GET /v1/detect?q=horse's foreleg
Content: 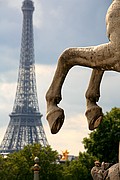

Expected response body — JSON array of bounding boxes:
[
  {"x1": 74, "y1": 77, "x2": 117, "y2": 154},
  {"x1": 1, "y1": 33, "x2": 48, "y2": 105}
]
[
  {"x1": 46, "y1": 54, "x2": 73, "y2": 134},
  {"x1": 85, "y1": 69, "x2": 104, "y2": 130}
]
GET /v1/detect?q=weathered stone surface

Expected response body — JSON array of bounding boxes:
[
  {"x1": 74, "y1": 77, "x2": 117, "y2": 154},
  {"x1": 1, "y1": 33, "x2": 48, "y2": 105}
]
[
  {"x1": 91, "y1": 163, "x2": 120, "y2": 180},
  {"x1": 46, "y1": 0, "x2": 120, "y2": 134},
  {"x1": 106, "y1": 163, "x2": 120, "y2": 180}
]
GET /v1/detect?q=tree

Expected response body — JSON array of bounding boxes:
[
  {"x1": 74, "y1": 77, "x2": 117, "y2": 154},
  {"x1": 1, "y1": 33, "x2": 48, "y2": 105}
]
[
  {"x1": 60, "y1": 152, "x2": 96, "y2": 180},
  {"x1": 83, "y1": 107, "x2": 120, "y2": 163},
  {"x1": 0, "y1": 144, "x2": 61, "y2": 180},
  {"x1": 20, "y1": 144, "x2": 62, "y2": 180},
  {"x1": 0, "y1": 108, "x2": 119, "y2": 179}
]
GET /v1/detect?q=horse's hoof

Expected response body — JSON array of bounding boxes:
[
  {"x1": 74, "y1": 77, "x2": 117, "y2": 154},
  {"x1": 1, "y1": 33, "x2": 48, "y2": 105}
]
[
  {"x1": 85, "y1": 105, "x2": 103, "y2": 130},
  {"x1": 46, "y1": 107, "x2": 65, "y2": 134}
]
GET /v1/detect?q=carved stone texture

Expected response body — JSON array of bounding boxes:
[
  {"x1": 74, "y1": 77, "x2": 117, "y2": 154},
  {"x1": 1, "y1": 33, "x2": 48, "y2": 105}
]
[
  {"x1": 106, "y1": 163, "x2": 119, "y2": 180},
  {"x1": 46, "y1": 0, "x2": 120, "y2": 134}
]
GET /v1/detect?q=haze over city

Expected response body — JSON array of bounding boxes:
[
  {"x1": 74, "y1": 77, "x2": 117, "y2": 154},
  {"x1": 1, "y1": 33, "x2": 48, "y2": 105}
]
[{"x1": 0, "y1": 0, "x2": 119, "y2": 155}]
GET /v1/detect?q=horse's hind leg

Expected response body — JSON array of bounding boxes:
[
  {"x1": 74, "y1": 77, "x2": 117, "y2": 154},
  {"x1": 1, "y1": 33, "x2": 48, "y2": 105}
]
[{"x1": 85, "y1": 69, "x2": 104, "y2": 130}]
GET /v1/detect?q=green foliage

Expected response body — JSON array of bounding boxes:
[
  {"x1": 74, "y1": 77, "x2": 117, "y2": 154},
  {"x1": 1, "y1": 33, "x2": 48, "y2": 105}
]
[
  {"x1": 83, "y1": 107, "x2": 120, "y2": 163},
  {"x1": 0, "y1": 108, "x2": 119, "y2": 179},
  {"x1": 0, "y1": 145, "x2": 96, "y2": 180},
  {"x1": 60, "y1": 152, "x2": 96, "y2": 180},
  {"x1": 21, "y1": 143, "x2": 60, "y2": 179},
  {"x1": 0, "y1": 152, "x2": 31, "y2": 180},
  {"x1": 62, "y1": 160, "x2": 88, "y2": 180},
  {"x1": 0, "y1": 144, "x2": 61, "y2": 180}
]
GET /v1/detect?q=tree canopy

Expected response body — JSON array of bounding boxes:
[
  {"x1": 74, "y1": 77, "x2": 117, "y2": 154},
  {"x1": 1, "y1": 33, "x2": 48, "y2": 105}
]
[
  {"x1": 83, "y1": 107, "x2": 120, "y2": 163},
  {"x1": 0, "y1": 144, "x2": 61, "y2": 180},
  {"x1": 0, "y1": 108, "x2": 119, "y2": 179}
]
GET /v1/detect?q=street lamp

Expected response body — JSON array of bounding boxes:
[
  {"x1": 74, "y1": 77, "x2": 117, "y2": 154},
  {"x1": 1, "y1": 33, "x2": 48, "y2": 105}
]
[{"x1": 33, "y1": 157, "x2": 40, "y2": 180}]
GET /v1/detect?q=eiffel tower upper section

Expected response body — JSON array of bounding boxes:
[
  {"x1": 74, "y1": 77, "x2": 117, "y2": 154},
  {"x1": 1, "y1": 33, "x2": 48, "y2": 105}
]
[{"x1": 13, "y1": 0, "x2": 39, "y2": 115}]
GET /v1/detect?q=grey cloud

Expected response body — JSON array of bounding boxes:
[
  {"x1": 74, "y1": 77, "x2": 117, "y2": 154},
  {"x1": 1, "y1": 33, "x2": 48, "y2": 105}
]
[
  {"x1": 34, "y1": 0, "x2": 111, "y2": 65},
  {"x1": 0, "y1": 0, "x2": 112, "y2": 68}
]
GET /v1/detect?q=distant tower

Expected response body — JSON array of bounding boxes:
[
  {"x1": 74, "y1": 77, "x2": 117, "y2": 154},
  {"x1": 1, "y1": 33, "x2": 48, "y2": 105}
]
[{"x1": 0, "y1": 0, "x2": 48, "y2": 153}]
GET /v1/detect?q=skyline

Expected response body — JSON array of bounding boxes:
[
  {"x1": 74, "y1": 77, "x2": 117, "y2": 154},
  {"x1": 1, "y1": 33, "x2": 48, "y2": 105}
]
[{"x1": 0, "y1": 0, "x2": 119, "y2": 155}]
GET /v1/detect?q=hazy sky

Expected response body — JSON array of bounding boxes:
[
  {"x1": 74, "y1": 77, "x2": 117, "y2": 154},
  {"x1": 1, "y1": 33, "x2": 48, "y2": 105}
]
[{"x1": 0, "y1": 0, "x2": 119, "y2": 155}]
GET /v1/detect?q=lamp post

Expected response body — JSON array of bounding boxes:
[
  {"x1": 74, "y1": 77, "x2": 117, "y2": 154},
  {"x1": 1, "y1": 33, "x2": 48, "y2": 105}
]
[{"x1": 33, "y1": 157, "x2": 40, "y2": 180}]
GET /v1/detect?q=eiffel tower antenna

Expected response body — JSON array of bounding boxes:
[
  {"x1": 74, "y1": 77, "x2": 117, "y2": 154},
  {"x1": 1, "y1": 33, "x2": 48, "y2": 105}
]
[{"x1": 0, "y1": 0, "x2": 48, "y2": 153}]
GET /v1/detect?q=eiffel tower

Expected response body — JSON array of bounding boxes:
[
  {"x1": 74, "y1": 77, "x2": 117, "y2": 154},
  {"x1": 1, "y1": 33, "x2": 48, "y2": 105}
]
[{"x1": 0, "y1": 0, "x2": 48, "y2": 153}]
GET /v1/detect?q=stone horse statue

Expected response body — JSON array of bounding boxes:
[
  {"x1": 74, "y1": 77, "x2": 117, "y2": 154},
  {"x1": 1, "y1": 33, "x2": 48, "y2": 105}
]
[
  {"x1": 46, "y1": 0, "x2": 120, "y2": 134},
  {"x1": 91, "y1": 161, "x2": 119, "y2": 180},
  {"x1": 106, "y1": 163, "x2": 119, "y2": 180},
  {"x1": 46, "y1": 1, "x2": 120, "y2": 178}
]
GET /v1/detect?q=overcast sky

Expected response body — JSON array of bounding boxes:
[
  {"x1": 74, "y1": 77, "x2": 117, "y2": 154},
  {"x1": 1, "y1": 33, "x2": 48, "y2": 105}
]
[{"x1": 0, "y1": 0, "x2": 119, "y2": 156}]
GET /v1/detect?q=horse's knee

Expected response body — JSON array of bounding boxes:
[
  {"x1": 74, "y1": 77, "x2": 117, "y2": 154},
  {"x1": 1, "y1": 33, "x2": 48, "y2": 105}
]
[
  {"x1": 46, "y1": 90, "x2": 62, "y2": 104},
  {"x1": 85, "y1": 89, "x2": 100, "y2": 102}
]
